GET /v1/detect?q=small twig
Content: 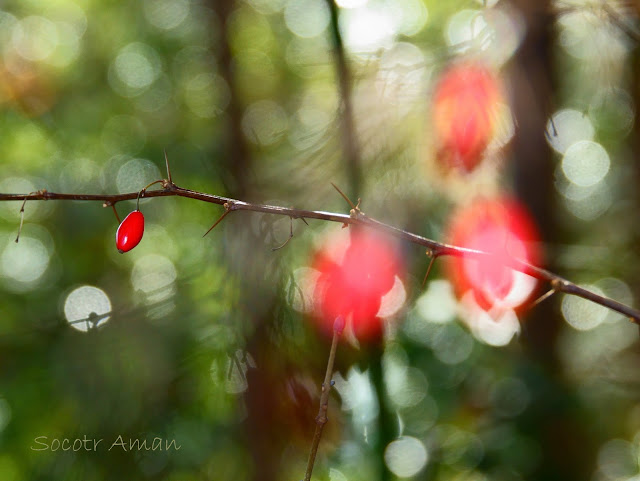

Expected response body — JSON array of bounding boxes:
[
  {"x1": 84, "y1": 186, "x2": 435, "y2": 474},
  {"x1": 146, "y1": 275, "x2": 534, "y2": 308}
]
[
  {"x1": 549, "y1": 114, "x2": 558, "y2": 137},
  {"x1": 15, "y1": 197, "x2": 28, "y2": 243},
  {"x1": 303, "y1": 316, "x2": 344, "y2": 481},
  {"x1": 227, "y1": 350, "x2": 248, "y2": 385},
  {"x1": 68, "y1": 311, "x2": 112, "y2": 330},
  {"x1": 15, "y1": 190, "x2": 47, "y2": 243},
  {"x1": 110, "y1": 203, "x2": 121, "y2": 223},
  {"x1": 272, "y1": 216, "x2": 294, "y2": 251}
]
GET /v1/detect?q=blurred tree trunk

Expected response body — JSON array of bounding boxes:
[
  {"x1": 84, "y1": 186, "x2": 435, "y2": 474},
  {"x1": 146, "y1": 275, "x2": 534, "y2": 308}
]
[
  {"x1": 211, "y1": 0, "x2": 251, "y2": 199},
  {"x1": 208, "y1": 2, "x2": 283, "y2": 481},
  {"x1": 508, "y1": 0, "x2": 558, "y2": 360},
  {"x1": 631, "y1": 16, "x2": 640, "y2": 322},
  {"x1": 507, "y1": 2, "x2": 594, "y2": 480},
  {"x1": 324, "y1": 0, "x2": 362, "y2": 201}
]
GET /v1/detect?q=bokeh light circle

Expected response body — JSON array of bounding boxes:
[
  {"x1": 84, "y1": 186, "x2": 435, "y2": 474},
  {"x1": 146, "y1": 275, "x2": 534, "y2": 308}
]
[
  {"x1": 59, "y1": 159, "x2": 102, "y2": 194},
  {"x1": 561, "y1": 140, "x2": 610, "y2": 187},
  {"x1": 242, "y1": 100, "x2": 288, "y2": 146},
  {"x1": 546, "y1": 109, "x2": 594, "y2": 154},
  {"x1": 1, "y1": 236, "x2": 51, "y2": 289},
  {"x1": 284, "y1": 0, "x2": 330, "y2": 38},
  {"x1": 64, "y1": 285, "x2": 112, "y2": 332},
  {"x1": 384, "y1": 436, "x2": 428, "y2": 477},
  {"x1": 109, "y1": 42, "x2": 162, "y2": 97},
  {"x1": 143, "y1": 0, "x2": 190, "y2": 30},
  {"x1": 131, "y1": 254, "x2": 177, "y2": 299},
  {"x1": 416, "y1": 280, "x2": 457, "y2": 324},
  {"x1": 561, "y1": 285, "x2": 609, "y2": 331},
  {"x1": 12, "y1": 16, "x2": 59, "y2": 62},
  {"x1": 340, "y1": 6, "x2": 396, "y2": 53},
  {"x1": 116, "y1": 158, "x2": 162, "y2": 195},
  {"x1": 445, "y1": 9, "x2": 485, "y2": 51}
]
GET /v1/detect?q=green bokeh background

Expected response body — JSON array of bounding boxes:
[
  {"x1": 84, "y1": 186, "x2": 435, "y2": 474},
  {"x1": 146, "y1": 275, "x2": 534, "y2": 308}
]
[{"x1": 1, "y1": 1, "x2": 640, "y2": 480}]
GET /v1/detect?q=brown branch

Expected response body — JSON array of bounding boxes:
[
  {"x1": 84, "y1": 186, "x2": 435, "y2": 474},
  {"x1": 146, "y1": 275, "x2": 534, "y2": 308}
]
[
  {"x1": 1, "y1": 182, "x2": 639, "y2": 322},
  {"x1": 304, "y1": 316, "x2": 343, "y2": 481}
]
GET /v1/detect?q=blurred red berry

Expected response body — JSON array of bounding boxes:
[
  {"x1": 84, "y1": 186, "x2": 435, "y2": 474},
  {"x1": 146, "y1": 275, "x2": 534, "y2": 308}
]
[
  {"x1": 312, "y1": 229, "x2": 403, "y2": 342},
  {"x1": 445, "y1": 197, "x2": 541, "y2": 311},
  {"x1": 432, "y1": 61, "x2": 502, "y2": 172}
]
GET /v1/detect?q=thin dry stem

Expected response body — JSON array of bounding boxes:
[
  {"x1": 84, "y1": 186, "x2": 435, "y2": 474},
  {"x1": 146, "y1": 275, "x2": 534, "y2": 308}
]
[
  {"x1": 111, "y1": 204, "x2": 121, "y2": 223},
  {"x1": 14, "y1": 197, "x2": 27, "y2": 243},
  {"x1": 271, "y1": 216, "x2": 294, "y2": 251},
  {"x1": 304, "y1": 317, "x2": 343, "y2": 481}
]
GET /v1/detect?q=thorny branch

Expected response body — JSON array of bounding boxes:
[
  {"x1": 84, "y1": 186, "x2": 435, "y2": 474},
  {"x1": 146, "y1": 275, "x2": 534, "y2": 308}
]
[{"x1": 2, "y1": 180, "x2": 640, "y2": 323}]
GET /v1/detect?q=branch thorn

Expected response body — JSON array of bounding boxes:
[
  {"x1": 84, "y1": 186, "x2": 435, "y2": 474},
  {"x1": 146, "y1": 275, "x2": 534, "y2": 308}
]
[
  {"x1": 203, "y1": 202, "x2": 233, "y2": 237},
  {"x1": 421, "y1": 249, "x2": 438, "y2": 288},
  {"x1": 530, "y1": 287, "x2": 556, "y2": 308},
  {"x1": 331, "y1": 182, "x2": 356, "y2": 209},
  {"x1": 164, "y1": 149, "x2": 173, "y2": 184},
  {"x1": 350, "y1": 198, "x2": 362, "y2": 218}
]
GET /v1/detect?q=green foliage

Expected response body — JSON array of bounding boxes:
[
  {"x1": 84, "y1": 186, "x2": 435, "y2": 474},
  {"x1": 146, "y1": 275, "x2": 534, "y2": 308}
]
[{"x1": 1, "y1": 1, "x2": 639, "y2": 481}]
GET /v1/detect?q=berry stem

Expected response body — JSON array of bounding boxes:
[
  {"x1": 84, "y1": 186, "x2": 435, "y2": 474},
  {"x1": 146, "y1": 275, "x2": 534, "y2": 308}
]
[{"x1": 136, "y1": 180, "x2": 165, "y2": 210}]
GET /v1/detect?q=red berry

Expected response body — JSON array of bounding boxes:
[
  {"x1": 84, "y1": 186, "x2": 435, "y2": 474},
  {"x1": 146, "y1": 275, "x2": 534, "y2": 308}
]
[
  {"x1": 445, "y1": 197, "x2": 541, "y2": 311},
  {"x1": 311, "y1": 229, "x2": 403, "y2": 342},
  {"x1": 432, "y1": 62, "x2": 502, "y2": 172},
  {"x1": 116, "y1": 210, "x2": 144, "y2": 253}
]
